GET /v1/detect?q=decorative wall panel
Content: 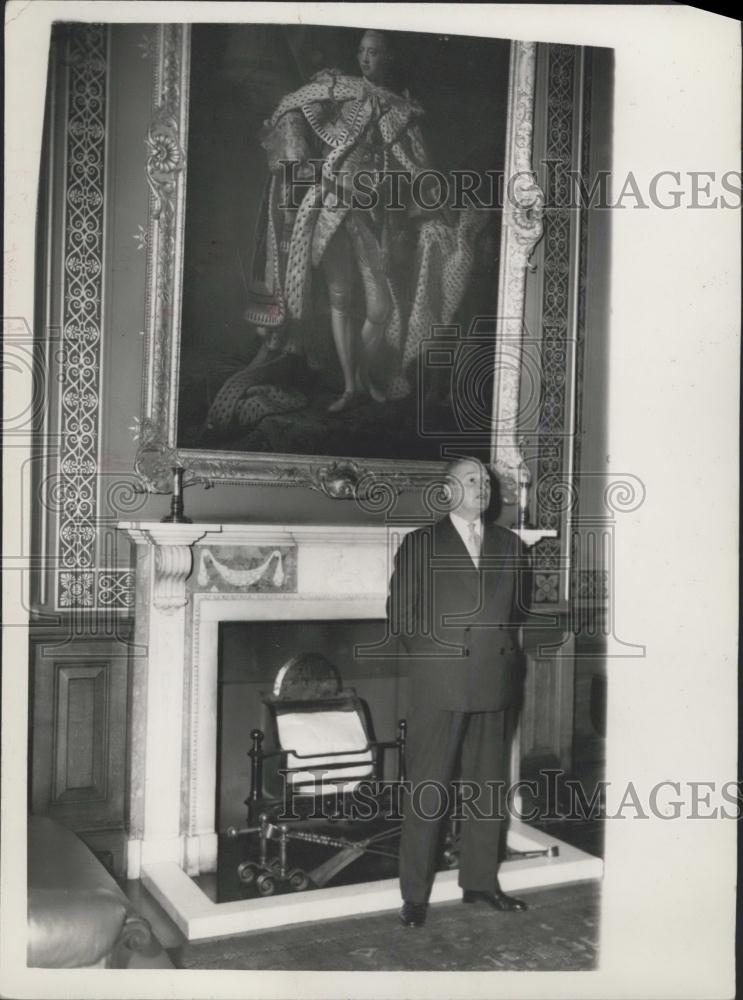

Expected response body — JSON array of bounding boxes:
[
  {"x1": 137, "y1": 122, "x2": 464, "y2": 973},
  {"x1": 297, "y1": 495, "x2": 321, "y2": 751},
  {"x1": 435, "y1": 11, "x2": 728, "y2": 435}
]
[
  {"x1": 569, "y1": 50, "x2": 611, "y2": 620},
  {"x1": 532, "y1": 44, "x2": 579, "y2": 606},
  {"x1": 570, "y1": 49, "x2": 593, "y2": 494},
  {"x1": 56, "y1": 24, "x2": 107, "y2": 607},
  {"x1": 53, "y1": 25, "x2": 137, "y2": 612},
  {"x1": 53, "y1": 663, "x2": 108, "y2": 803},
  {"x1": 31, "y1": 639, "x2": 129, "y2": 834},
  {"x1": 187, "y1": 546, "x2": 297, "y2": 596}
]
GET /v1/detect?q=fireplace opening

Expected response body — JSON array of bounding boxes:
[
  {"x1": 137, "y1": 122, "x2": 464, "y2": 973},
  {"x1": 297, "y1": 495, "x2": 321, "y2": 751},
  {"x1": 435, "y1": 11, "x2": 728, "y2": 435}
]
[{"x1": 209, "y1": 618, "x2": 416, "y2": 903}]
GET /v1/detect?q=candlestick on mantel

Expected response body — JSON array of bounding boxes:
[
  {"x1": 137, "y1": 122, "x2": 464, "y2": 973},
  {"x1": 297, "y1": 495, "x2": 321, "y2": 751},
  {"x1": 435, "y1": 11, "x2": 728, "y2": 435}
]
[
  {"x1": 515, "y1": 464, "x2": 532, "y2": 531},
  {"x1": 161, "y1": 466, "x2": 192, "y2": 524}
]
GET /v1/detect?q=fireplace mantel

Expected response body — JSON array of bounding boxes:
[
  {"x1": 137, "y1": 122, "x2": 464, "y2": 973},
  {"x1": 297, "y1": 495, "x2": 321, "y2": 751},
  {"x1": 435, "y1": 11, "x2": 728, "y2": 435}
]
[
  {"x1": 120, "y1": 521, "x2": 417, "y2": 548},
  {"x1": 119, "y1": 520, "x2": 419, "y2": 882},
  {"x1": 119, "y1": 521, "x2": 411, "y2": 615}
]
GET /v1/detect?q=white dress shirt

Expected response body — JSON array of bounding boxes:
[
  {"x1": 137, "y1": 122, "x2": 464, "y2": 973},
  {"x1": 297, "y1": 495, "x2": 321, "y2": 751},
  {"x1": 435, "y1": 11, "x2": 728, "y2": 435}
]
[{"x1": 449, "y1": 512, "x2": 482, "y2": 568}]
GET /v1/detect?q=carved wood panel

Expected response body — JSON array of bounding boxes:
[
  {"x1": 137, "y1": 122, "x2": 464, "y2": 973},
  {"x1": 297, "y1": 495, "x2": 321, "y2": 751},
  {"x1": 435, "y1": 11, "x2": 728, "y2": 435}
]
[
  {"x1": 52, "y1": 663, "x2": 108, "y2": 803},
  {"x1": 31, "y1": 637, "x2": 129, "y2": 839},
  {"x1": 520, "y1": 633, "x2": 576, "y2": 777}
]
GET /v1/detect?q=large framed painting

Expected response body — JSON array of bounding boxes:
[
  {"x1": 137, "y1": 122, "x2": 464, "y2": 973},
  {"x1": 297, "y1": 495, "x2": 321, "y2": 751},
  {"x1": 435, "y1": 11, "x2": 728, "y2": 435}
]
[{"x1": 136, "y1": 23, "x2": 543, "y2": 498}]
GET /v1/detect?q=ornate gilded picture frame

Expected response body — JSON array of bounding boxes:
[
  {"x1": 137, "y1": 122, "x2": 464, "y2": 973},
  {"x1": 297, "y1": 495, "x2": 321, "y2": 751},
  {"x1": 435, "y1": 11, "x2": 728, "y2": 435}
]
[{"x1": 136, "y1": 23, "x2": 543, "y2": 499}]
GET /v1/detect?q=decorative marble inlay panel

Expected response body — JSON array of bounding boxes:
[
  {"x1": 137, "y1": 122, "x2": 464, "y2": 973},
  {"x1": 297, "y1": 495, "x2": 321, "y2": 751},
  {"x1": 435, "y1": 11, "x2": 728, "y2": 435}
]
[
  {"x1": 574, "y1": 569, "x2": 609, "y2": 602},
  {"x1": 570, "y1": 51, "x2": 595, "y2": 609},
  {"x1": 570, "y1": 49, "x2": 593, "y2": 489},
  {"x1": 58, "y1": 569, "x2": 135, "y2": 610},
  {"x1": 534, "y1": 572, "x2": 560, "y2": 604},
  {"x1": 58, "y1": 571, "x2": 95, "y2": 608},
  {"x1": 97, "y1": 570, "x2": 137, "y2": 608},
  {"x1": 188, "y1": 546, "x2": 297, "y2": 595},
  {"x1": 55, "y1": 24, "x2": 108, "y2": 609},
  {"x1": 533, "y1": 44, "x2": 576, "y2": 604}
]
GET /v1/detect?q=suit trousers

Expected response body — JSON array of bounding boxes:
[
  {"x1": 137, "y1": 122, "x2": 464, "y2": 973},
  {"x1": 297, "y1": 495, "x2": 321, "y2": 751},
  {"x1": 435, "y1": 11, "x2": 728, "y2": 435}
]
[{"x1": 399, "y1": 704, "x2": 512, "y2": 904}]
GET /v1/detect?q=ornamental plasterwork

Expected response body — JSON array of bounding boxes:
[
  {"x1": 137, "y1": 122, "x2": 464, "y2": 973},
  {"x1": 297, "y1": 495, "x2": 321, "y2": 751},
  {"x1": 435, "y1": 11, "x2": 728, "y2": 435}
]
[
  {"x1": 532, "y1": 45, "x2": 578, "y2": 604},
  {"x1": 188, "y1": 546, "x2": 298, "y2": 595},
  {"x1": 57, "y1": 23, "x2": 106, "y2": 600},
  {"x1": 491, "y1": 39, "x2": 545, "y2": 502},
  {"x1": 569, "y1": 52, "x2": 596, "y2": 610},
  {"x1": 55, "y1": 24, "x2": 135, "y2": 611},
  {"x1": 142, "y1": 22, "x2": 189, "y2": 443}
]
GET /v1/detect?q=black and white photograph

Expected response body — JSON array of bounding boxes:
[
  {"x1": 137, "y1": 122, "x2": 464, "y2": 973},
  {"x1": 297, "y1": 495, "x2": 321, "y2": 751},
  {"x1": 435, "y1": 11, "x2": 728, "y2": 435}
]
[{"x1": 2, "y1": 3, "x2": 739, "y2": 999}]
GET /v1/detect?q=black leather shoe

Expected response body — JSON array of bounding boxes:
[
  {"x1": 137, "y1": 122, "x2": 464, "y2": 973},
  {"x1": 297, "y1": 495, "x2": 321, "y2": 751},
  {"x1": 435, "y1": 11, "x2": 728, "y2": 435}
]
[
  {"x1": 399, "y1": 901, "x2": 428, "y2": 927},
  {"x1": 462, "y1": 888, "x2": 527, "y2": 912}
]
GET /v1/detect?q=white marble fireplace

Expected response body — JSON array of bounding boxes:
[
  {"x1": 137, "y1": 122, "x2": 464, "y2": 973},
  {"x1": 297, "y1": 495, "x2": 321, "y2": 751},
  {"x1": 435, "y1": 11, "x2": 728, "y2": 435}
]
[{"x1": 119, "y1": 521, "x2": 601, "y2": 940}]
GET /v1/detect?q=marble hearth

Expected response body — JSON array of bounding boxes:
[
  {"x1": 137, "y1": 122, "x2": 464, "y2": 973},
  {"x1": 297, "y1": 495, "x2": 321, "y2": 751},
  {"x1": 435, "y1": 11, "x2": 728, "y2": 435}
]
[{"x1": 118, "y1": 521, "x2": 601, "y2": 940}]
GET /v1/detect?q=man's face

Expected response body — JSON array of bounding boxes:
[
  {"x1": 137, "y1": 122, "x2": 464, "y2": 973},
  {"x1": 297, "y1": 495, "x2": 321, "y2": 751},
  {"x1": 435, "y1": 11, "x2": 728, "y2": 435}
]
[
  {"x1": 357, "y1": 33, "x2": 389, "y2": 84},
  {"x1": 448, "y1": 460, "x2": 491, "y2": 520}
]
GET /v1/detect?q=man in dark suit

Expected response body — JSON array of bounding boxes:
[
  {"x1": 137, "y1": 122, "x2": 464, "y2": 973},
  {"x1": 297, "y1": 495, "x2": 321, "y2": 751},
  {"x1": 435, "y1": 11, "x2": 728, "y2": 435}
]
[{"x1": 387, "y1": 457, "x2": 527, "y2": 927}]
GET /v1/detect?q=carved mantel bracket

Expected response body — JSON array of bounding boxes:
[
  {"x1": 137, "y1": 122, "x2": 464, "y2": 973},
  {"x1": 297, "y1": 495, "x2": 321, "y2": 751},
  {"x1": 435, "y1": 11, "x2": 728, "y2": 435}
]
[
  {"x1": 516, "y1": 528, "x2": 558, "y2": 549},
  {"x1": 119, "y1": 523, "x2": 222, "y2": 613}
]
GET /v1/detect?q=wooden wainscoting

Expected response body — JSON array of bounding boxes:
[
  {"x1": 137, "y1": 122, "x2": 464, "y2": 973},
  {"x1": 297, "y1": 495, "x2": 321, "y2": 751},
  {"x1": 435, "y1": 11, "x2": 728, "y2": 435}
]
[
  {"x1": 30, "y1": 626, "x2": 133, "y2": 876},
  {"x1": 519, "y1": 621, "x2": 576, "y2": 780}
]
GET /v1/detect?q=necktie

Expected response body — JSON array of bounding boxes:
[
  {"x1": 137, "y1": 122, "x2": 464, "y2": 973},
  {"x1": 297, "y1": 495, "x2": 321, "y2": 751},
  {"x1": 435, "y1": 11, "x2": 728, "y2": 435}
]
[{"x1": 467, "y1": 521, "x2": 481, "y2": 568}]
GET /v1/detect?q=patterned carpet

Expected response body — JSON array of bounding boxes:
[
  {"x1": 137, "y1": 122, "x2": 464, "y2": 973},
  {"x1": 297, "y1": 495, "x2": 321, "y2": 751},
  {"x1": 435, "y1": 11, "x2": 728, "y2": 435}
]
[{"x1": 172, "y1": 880, "x2": 600, "y2": 971}]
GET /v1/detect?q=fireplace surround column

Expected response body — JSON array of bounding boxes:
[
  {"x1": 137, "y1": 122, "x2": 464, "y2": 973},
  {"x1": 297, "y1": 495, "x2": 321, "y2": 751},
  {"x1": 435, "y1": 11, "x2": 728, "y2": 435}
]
[{"x1": 122, "y1": 523, "x2": 223, "y2": 876}]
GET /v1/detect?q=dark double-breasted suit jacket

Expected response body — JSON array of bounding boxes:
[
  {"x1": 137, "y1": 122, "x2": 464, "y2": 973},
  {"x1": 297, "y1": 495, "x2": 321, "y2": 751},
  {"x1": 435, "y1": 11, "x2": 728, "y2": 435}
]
[
  {"x1": 387, "y1": 515, "x2": 526, "y2": 714},
  {"x1": 388, "y1": 515, "x2": 527, "y2": 899}
]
